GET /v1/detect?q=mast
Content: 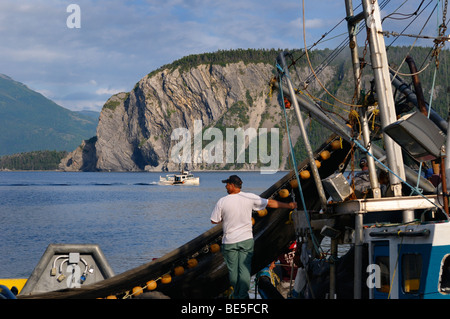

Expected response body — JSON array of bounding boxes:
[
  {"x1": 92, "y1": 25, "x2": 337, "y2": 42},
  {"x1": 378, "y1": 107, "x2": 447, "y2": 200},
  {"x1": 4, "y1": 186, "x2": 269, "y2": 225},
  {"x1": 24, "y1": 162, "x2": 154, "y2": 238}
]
[
  {"x1": 361, "y1": 0, "x2": 406, "y2": 199},
  {"x1": 345, "y1": 0, "x2": 381, "y2": 199},
  {"x1": 277, "y1": 52, "x2": 329, "y2": 211}
]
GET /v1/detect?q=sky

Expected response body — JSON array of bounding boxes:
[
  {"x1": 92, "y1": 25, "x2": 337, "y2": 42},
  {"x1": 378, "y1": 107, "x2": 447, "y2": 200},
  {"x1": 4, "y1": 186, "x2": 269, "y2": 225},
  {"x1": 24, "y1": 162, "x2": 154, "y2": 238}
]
[{"x1": 0, "y1": 0, "x2": 444, "y2": 112}]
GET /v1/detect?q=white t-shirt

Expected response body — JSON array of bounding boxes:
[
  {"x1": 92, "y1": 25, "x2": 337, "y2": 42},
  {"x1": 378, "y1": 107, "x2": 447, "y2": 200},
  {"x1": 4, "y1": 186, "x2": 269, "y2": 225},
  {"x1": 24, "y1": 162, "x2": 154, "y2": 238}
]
[{"x1": 210, "y1": 191, "x2": 268, "y2": 244}]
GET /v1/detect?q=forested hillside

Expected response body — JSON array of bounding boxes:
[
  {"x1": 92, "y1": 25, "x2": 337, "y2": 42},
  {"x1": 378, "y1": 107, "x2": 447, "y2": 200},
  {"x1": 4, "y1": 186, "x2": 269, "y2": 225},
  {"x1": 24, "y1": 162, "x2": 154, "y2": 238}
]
[
  {"x1": 0, "y1": 74, "x2": 97, "y2": 156},
  {"x1": 0, "y1": 150, "x2": 68, "y2": 170}
]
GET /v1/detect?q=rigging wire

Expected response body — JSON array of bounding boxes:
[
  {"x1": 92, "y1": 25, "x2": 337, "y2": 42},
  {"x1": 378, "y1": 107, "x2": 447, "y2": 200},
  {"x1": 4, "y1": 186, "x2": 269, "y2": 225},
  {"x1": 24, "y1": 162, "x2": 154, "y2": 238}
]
[
  {"x1": 301, "y1": 0, "x2": 361, "y2": 108},
  {"x1": 382, "y1": 0, "x2": 425, "y2": 22},
  {"x1": 387, "y1": 2, "x2": 437, "y2": 80},
  {"x1": 299, "y1": 0, "x2": 391, "y2": 87}
]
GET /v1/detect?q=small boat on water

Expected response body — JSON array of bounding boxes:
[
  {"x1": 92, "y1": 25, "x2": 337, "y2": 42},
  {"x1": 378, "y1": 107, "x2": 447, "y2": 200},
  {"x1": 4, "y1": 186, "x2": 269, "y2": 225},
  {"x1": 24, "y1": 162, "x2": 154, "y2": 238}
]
[
  {"x1": 18, "y1": 134, "x2": 350, "y2": 299},
  {"x1": 159, "y1": 171, "x2": 199, "y2": 185}
]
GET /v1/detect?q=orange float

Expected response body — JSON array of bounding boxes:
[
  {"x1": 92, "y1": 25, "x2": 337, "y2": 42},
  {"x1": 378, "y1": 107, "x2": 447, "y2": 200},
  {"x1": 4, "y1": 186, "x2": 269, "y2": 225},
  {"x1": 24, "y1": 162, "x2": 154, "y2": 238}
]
[
  {"x1": 320, "y1": 150, "x2": 331, "y2": 160},
  {"x1": 289, "y1": 179, "x2": 298, "y2": 188},
  {"x1": 279, "y1": 189, "x2": 290, "y2": 198},
  {"x1": 187, "y1": 258, "x2": 198, "y2": 269},
  {"x1": 146, "y1": 280, "x2": 157, "y2": 291},
  {"x1": 161, "y1": 274, "x2": 172, "y2": 284},
  {"x1": 300, "y1": 170, "x2": 310, "y2": 180},
  {"x1": 257, "y1": 208, "x2": 268, "y2": 217},
  {"x1": 174, "y1": 266, "x2": 185, "y2": 276},
  {"x1": 132, "y1": 286, "x2": 144, "y2": 296},
  {"x1": 210, "y1": 243, "x2": 220, "y2": 253},
  {"x1": 331, "y1": 140, "x2": 341, "y2": 150}
]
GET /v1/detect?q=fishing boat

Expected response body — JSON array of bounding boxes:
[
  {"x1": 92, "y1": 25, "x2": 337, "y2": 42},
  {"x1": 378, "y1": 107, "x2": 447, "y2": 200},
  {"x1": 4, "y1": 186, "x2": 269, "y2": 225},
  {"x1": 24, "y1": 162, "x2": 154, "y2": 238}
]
[
  {"x1": 17, "y1": 134, "x2": 351, "y2": 299},
  {"x1": 16, "y1": 0, "x2": 450, "y2": 300},
  {"x1": 159, "y1": 170, "x2": 200, "y2": 185},
  {"x1": 256, "y1": 0, "x2": 450, "y2": 300}
]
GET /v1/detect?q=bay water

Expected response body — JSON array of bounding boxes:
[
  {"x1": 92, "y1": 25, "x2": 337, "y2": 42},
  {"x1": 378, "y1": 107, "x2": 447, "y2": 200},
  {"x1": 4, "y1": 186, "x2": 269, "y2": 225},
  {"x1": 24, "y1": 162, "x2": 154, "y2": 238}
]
[{"x1": 0, "y1": 171, "x2": 285, "y2": 279}]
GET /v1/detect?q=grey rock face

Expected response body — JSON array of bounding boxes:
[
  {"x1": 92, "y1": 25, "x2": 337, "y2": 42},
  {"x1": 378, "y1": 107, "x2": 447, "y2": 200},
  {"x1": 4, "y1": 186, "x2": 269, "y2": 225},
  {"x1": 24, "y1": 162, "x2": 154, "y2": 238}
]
[{"x1": 61, "y1": 62, "x2": 311, "y2": 172}]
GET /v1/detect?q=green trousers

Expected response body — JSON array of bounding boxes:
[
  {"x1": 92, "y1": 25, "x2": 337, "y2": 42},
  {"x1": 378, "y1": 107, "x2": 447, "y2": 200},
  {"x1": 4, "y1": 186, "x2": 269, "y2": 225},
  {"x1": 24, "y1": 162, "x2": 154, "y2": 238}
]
[{"x1": 222, "y1": 238, "x2": 254, "y2": 299}]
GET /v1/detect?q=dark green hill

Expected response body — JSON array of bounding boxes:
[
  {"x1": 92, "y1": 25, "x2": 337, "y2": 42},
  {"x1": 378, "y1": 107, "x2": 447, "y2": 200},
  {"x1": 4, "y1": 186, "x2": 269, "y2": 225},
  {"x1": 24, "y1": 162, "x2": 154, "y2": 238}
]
[
  {"x1": 0, "y1": 150, "x2": 67, "y2": 170},
  {"x1": 0, "y1": 74, "x2": 97, "y2": 156}
]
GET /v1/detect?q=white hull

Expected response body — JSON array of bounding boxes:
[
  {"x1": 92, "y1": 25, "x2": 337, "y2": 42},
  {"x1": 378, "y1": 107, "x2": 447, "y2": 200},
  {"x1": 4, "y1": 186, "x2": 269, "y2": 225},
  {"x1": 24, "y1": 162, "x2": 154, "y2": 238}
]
[{"x1": 158, "y1": 172, "x2": 199, "y2": 185}]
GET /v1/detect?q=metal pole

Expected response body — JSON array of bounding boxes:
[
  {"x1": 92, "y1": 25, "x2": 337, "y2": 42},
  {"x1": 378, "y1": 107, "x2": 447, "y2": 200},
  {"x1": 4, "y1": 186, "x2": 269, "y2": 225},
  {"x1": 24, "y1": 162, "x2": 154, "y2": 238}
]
[
  {"x1": 345, "y1": 0, "x2": 380, "y2": 198},
  {"x1": 277, "y1": 52, "x2": 328, "y2": 211},
  {"x1": 361, "y1": 0, "x2": 405, "y2": 197},
  {"x1": 345, "y1": 0, "x2": 362, "y2": 96},
  {"x1": 360, "y1": 108, "x2": 381, "y2": 198},
  {"x1": 329, "y1": 238, "x2": 337, "y2": 299},
  {"x1": 354, "y1": 212, "x2": 364, "y2": 299},
  {"x1": 440, "y1": 147, "x2": 449, "y2": 215}
]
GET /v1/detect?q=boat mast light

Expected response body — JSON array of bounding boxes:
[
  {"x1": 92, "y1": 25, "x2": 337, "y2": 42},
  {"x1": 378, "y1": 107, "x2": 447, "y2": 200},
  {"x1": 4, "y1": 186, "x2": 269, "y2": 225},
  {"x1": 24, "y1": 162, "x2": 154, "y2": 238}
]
[{"x1": 383, "y1": 111, "x2": 446, "y2": 162}]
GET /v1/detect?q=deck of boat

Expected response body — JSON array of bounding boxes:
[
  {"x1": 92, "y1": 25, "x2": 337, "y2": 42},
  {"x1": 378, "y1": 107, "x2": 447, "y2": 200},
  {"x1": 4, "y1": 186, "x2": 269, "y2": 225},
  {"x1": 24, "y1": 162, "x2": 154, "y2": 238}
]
[{"x1": 19, "y1": 134, "x2": 351, "y2": 299}]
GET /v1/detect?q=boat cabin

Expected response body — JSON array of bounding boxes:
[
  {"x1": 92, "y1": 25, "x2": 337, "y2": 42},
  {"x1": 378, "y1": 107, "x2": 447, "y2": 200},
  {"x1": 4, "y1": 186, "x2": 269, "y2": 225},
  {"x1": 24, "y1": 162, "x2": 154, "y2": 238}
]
[{"x1": 333, "y1": 196, "x2": 450, "y2": 299}]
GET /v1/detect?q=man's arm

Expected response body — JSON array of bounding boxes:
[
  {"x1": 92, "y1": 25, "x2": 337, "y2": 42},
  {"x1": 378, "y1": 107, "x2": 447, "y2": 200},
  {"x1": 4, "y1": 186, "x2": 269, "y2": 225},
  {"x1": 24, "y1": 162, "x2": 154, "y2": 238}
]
[{"x1": 267, "y1": 199, "x2": 297, "y2": 210}]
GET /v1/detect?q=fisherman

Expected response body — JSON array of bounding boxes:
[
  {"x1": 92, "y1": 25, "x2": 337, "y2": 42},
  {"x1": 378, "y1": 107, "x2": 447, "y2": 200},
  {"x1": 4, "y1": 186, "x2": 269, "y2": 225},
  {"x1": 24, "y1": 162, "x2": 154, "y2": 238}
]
[
  {"x1": 210, "y1": 175, "x2": 297, "y2": 299},
  {"x1": 426, "y1": 166, "x2": 441, "y2": 187},
  {"x1": 378, "y1": 169, "x2": 390, "y2": 197},
  {"x1": 353, "y1": 157, "x2": 371, "y2": 198}
]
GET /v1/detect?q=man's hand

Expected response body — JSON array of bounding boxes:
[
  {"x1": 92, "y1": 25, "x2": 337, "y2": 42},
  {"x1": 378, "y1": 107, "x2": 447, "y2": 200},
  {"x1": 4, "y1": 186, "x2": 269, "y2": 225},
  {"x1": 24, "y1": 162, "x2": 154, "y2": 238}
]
[
  {"x1": 288, "y1": 202, "x2": 297, "y2": 210},
  {"x1": 267, "y1": 199, "x2": 298, "y2": 209}
]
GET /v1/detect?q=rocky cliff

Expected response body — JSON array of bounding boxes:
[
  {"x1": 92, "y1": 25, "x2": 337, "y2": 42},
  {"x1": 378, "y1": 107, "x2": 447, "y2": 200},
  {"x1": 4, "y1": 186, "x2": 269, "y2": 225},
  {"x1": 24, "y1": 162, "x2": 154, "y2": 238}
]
[
  {"x1": 59, "y1": 47, "x2": 450, "y2": 172},
  {"x1": 59, "y1": 59, "x2": 333, "y2": 172}
]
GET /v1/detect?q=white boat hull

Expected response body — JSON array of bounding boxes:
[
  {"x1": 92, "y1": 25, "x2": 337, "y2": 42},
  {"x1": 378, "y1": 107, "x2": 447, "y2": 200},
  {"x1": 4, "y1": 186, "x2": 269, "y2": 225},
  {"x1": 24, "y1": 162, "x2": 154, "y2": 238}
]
[{"x1": 158, "y1": 172, "x2": 199, "y2": 185}]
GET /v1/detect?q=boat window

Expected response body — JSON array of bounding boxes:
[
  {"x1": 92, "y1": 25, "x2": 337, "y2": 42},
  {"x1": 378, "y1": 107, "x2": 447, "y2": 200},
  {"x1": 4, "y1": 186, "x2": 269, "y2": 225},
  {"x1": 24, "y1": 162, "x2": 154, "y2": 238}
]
[
  {"x1": 375, "y1": 256, "x2": 390, "y2": 293},
  {"x1": 439, "y1": 254, "x2": 450, "y2": 294},
  {"x1": 401, "y1": 253, "x2": 422, "y2": 294}
]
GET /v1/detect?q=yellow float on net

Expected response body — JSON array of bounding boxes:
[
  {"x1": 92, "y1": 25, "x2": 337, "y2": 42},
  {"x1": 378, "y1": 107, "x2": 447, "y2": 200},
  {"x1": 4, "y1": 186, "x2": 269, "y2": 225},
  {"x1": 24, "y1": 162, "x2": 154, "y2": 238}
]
[
  {"x1": 300, "y1": 170, "x2": 310, "y2": 180},
  {"x1": 320, "y1": 150, "x2": 331, "y2": 160},
  {"x1": 257, "y1": 208, "x2": 268, "y2": 217},
  {"x1": 210, "y1": 243, "x2": 220, "y2": 253},
  {"x1": 187, "y1": 258, "x2": 198, "y2": 269},
  {"x1": 278, "y1": 189, "x2": 290, "y2": 198},
  {"x1": 146, "y1": 280, "x2": 157, "y2": 291},
  {"x1": 289, "y1": 179, "x2": 298, "y2": 189},
  {"x1": 132, "y1": 286, "x2": 144, "y2": 296},
  {"x1": 331, "y1": 139, "x2": 341, "y2": 150},
  {"x1": 315, "y1": 160, "x2": 321, "y2": 168},
  {"x1": 174, "y1": 266, "x2": 185, "y2": 276},
  {"x1": 161, "y1": 274, "x2": 172, "y2": 284}
]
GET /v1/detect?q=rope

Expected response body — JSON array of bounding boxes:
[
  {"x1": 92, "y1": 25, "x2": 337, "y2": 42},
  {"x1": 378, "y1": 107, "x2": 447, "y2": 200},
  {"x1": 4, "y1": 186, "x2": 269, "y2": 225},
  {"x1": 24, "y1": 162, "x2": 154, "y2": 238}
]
[{"x1": 301, "y1": 0, "x2": 362, "y2": 108}]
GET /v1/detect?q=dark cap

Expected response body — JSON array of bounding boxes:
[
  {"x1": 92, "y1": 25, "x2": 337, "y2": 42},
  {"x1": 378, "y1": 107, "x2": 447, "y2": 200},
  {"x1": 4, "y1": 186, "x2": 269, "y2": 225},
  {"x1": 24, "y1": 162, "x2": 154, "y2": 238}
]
[
  {"x1": 222, "y1": 175, "x2": 242, "y2": 187},
  {"x1": 359, "y1": 157, "x2": 368, "y2": 168}
]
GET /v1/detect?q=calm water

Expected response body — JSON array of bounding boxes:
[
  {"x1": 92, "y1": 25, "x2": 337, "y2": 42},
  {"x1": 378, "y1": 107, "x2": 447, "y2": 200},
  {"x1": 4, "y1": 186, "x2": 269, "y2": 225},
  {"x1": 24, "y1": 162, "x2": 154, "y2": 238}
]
[{"x1": 0, "y1": 171, "x2": 285, "y2": 278}]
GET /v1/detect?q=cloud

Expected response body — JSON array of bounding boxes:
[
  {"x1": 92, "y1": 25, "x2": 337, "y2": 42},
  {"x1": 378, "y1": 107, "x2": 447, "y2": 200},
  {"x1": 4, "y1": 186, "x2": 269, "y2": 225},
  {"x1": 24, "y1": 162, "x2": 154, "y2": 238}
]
[
  {"x1": 0, "y1": 0, "x2": 440, "y2": 112},
  {"x1": 95, "y1": 88, "x2": 126, "y2": 96}
]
